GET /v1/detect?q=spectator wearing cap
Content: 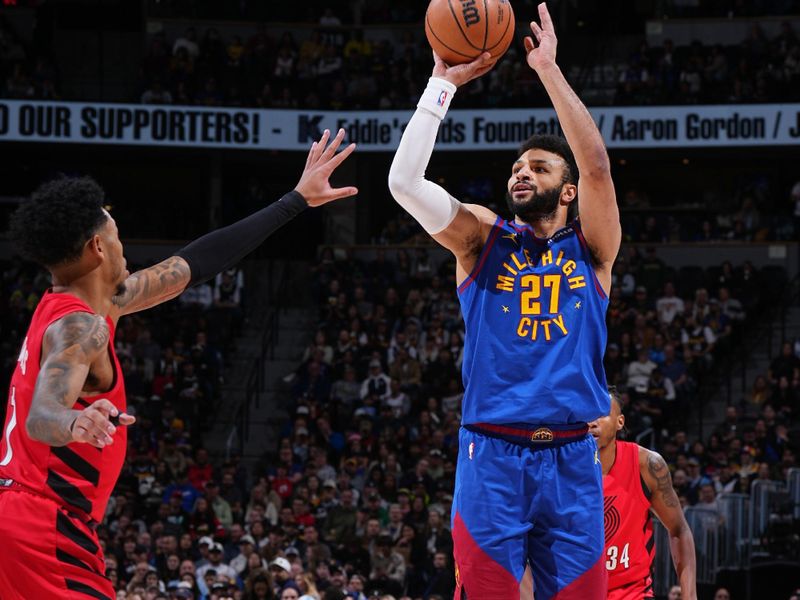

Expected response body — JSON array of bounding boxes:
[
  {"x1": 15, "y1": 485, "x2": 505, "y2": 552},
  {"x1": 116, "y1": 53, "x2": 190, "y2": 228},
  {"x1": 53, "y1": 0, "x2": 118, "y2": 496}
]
[
  {"x1": 172, "y1": 580, "x2": 196, "y2": 599},
  {"x1": 341, "y1": 455, "x2": 365, "y2": 491},
  {"x1": 160, "y1": 433, "x2": 188, "y2": 479},
  {"x1": 685, "y1": 457, "x2": 710, "y2": 505},
  {"x1": 197, "y1": 543, "x2": 237, "y2": 582},
  {"x1": 230, "y1": 534, "x2": 259, "y2": 575},
  {"x1": 269, "y1": 557, "x2": 293, "y2": 593},
  {"x1": 360, "y1": 360, "x2": 391, "y2": 401},
  {"x1": 315, "y1": 479, "x2": 339, "y2": 522}
]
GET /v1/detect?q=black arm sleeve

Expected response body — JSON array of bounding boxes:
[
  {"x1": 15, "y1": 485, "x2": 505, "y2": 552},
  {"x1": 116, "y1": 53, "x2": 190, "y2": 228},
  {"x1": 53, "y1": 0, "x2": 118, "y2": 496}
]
[{"x1": 176, "y1": 190, "x2": 307, "y2": 286}]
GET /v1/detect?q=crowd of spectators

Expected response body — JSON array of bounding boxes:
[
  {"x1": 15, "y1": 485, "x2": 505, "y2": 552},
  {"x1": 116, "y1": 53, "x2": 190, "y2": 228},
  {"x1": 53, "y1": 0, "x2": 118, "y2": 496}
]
[
  {"x1": 0, "y1": 15, "x2": 60, "y2": 101},
  {"x1": 135, "y1": 17, "x2": 800, "y2": 111},
  {"x1": 614, "y1": 22, "x2": 800, "y2": 105}
]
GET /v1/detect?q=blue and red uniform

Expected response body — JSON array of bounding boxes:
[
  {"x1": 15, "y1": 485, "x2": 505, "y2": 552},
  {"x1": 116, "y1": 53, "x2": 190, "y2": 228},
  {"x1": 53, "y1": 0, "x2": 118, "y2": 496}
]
[
  {"x1": 453, "y1": 216, "x2": 609, "y2": 599},
  {"x1": 0, "y1": 292, "x2": 126, "y2": 600}
]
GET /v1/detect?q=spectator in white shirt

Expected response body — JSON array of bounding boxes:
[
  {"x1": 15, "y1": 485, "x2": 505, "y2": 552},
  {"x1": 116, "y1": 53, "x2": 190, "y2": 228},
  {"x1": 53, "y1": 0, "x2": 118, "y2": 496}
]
[{"x1": 656, "y1": 281, "x2": 685, "y2": 325}]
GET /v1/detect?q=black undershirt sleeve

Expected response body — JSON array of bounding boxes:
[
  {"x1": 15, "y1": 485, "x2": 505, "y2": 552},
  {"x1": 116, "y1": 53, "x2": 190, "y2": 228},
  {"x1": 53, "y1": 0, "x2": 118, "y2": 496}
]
[{"x1": 176, "y1": 190, "x2": 307, "y2": 287}]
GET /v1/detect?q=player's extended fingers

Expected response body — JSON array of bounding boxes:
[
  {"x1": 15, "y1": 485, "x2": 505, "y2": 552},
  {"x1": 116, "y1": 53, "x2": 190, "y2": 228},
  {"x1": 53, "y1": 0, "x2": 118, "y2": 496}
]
[
  {"x1": 326, "y1": 142, "x2": 357, "y2": 172},
  {"x1": 304, "y1": 141, "x2": 318, "y2": 170},
  {"x1": 538, "y1": 2, "x2": 554, "y2": 31},
  {"x1": 310, "y1": 129, "x2": 330, "y2": 165},
  {"x1": 530, "y1": 21, "x2": 543, "y2": 42},
  {"x1": 325, "y1": 186, "x2": 359, "y2": 202},
  {"x1": 320, "y1": 128, "x2": 347, "y2": 162},
  {"x1": 524, "y1": 36, "x2": 536, "y2": 54}
]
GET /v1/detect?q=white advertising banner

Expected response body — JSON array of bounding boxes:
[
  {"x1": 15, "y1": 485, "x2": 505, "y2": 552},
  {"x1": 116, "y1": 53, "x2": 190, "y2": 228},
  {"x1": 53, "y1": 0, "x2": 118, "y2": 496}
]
[{"x1": 1, "y1": 100, "x2": 798, "y2": 151}]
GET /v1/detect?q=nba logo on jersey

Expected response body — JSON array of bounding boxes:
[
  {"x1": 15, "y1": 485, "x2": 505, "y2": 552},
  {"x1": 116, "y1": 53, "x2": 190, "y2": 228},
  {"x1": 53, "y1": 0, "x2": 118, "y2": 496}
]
[{"x1": 437, "y1": 90, "x2": 448, "y2": 106}]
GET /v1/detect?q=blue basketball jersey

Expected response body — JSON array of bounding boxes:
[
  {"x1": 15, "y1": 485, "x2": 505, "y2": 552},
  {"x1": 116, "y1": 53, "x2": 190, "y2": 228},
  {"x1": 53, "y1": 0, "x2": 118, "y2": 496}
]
[{"x1": 457, "y1": 216, "x2": 609, "y2": 425}]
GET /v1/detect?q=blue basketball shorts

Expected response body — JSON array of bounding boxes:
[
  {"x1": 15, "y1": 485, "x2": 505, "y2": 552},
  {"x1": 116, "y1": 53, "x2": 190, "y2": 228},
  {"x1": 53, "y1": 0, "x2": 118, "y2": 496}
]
[{"x1": 451, "y1": 425, "x2": 607, "y2": 600}]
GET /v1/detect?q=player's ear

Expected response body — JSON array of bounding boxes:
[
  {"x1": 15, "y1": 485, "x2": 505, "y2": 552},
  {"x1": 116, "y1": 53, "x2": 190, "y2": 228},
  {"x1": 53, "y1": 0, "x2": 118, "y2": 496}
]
[
  {"x1": 617, "y1": 413, "x2": 625, "y2": 432},
  {"x1": 561, "y1": 182, "x2": 577, "y2": 203},
  {"x1": 85, "y1": 234, "x2": 103, "y2": 259}
]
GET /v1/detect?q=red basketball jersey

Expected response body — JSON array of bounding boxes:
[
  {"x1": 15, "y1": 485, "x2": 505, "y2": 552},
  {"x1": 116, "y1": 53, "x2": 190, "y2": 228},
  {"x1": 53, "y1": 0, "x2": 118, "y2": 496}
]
[
  {"x1": 0, "y1": 291, "x2": 127, "y2": 522},
  {"x1": 603, "y1": 440, "x2": 655, "y2": 596}
]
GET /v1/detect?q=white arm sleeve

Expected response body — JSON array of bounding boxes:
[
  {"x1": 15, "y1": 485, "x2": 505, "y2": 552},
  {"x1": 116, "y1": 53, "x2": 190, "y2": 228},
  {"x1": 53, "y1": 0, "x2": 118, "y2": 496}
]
[{"x1": 388, "y1": 77, "x2": 461, "y2": 235}]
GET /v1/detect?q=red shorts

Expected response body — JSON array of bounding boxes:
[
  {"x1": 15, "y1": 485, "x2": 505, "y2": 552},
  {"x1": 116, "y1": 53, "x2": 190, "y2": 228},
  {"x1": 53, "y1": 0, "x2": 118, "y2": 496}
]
[
  {"x1": 0, "y1": 487, "x2": 113, "y2": 600},
  {"x1": 607, "y1": 577, "x2": 655, "y2": 600}
]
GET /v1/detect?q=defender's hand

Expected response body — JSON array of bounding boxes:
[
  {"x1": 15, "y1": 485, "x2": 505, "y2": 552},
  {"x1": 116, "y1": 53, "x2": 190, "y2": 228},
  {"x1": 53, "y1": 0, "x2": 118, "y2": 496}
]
[
  {"x1": 431, "y1": 50, "x2": 496, "y2": 88},
  {"x1": 525, "y1": 2, "x2": 558, "y2": 73},
  {"x1": 295, "y1": 128, "x2": 358, "y2": 207},
  {"x1": 70, "y1": 399, "x2": 135, "y2": 448}
]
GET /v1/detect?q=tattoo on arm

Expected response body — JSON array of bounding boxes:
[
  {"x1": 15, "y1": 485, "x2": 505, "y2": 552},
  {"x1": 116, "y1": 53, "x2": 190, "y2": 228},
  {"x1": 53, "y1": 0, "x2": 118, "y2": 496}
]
[
  {"x1": 648, "y1": 452, "x2": 679, "y2": 508},
  {"x1": 27, "y1": 312, "x2": 108, "y2": 446},
  {"x1": 112, "y1": 256, "x2": 191, "y2": 315}
]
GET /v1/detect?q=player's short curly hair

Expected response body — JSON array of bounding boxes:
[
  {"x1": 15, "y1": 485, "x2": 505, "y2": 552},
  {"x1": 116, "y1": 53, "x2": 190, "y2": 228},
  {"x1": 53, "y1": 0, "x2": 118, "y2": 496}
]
[
  {"x1": 518, "y1": 134, "x2": 580, "y2": 221},
  {"x1": 8, "y1": 176, "x2": 108, "y2": 267},
  {"x1": 518, "y1": 134, "x2": 579, "y2": 185}
]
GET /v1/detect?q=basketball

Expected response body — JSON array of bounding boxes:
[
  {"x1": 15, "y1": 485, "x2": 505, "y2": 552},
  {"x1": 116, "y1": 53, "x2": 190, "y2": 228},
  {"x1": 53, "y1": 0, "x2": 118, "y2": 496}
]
[{"x1": 425, "y1": 0, "x2": 516, "y2": 65}]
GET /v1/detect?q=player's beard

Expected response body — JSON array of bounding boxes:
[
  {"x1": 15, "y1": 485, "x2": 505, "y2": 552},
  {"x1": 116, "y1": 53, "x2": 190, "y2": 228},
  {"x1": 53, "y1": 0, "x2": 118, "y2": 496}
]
[{"x1": 505, "y1": 184, "x2": 563, "y2": 224}]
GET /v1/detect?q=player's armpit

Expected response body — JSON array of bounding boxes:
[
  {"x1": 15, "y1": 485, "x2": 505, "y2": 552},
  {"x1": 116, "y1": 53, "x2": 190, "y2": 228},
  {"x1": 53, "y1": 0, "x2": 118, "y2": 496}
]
[
  {"x1": 111, "y1": 255, "x2": 191, "y2": 316},
  {"x1": 27, "y1": 312, "x2": 107, "y2": 446},
  {"x1": 432, "y1": 202, "x2": 497, "y2": 282}
]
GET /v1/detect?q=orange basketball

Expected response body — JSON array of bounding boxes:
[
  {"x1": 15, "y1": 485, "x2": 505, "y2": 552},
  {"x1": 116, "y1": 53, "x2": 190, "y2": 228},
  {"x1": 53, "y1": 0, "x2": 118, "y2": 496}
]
[{"x1": 425, "y1": 0, "x2": 516, "y2": 65}]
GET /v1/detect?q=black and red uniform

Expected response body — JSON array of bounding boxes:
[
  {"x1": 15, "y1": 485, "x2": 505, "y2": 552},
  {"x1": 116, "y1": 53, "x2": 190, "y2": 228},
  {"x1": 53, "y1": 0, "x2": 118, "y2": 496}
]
[
  {"x1": 0, "y1": 292, "x2": 126, "y2": 599},
  {"x1": 603, "y1": 440, "x2": 655, "y2": 600}
]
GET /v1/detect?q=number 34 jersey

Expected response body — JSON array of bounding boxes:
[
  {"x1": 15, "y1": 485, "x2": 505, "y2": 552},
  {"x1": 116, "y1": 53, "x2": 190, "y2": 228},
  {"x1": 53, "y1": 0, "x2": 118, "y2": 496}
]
[
  {"x1": 457, "y1": 216, "x2": 609, "y2": 426},
  {"x1": 604, "y1": 440, "x2": 655, "y2": 595}
]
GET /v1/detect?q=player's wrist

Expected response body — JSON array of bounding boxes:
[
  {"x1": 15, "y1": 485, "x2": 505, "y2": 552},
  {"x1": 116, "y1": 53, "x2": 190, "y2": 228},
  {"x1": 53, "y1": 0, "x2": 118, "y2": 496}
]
[
  {"x1": 417, "y1": 77, "x2": 457, "y2": 121},
  {"x1": 533, "y1": 61, "x2": 562, "y2": 79}
]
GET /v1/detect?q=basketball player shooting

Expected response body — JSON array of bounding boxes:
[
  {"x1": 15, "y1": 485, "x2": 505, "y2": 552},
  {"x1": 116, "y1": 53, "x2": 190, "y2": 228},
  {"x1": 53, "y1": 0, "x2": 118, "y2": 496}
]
[
  {"x1": 388, "y1": 3, "x2": 621, "y2": 599},
  {"x1": 590, "y1": 389, "x2": 696, "y2": 600},
  {"x1": 0, "y1": 130, "x2": 356, "y2": 599}
]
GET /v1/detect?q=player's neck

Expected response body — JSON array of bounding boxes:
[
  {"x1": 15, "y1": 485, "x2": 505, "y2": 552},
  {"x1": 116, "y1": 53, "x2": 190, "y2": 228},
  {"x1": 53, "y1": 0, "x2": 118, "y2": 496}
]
[
  {"x1": 600, "y1": 440, "x2": 617, "y2": 476},
  {"x1": 514, "y1": 214, "x2": 567, "y2": 240},
  {"x1": 51, "y1": 274, "x2": 114, "y2": 317}
]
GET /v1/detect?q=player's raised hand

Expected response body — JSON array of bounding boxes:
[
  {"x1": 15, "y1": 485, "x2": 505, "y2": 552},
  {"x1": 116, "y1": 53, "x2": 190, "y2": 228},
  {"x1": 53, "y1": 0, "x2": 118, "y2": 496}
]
[
  {"x1": 295, "y1": 128, "x2": 358, "y2": 207},
  {"x1": 432, "y1": 50, "x2": 496, "y2": 88},
  {"x1": 70, "y1": 398, "x2": 135, "y2": 448},
  {"x1": 525, "y1": 2, "x2": 558, "y2": 73}
]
